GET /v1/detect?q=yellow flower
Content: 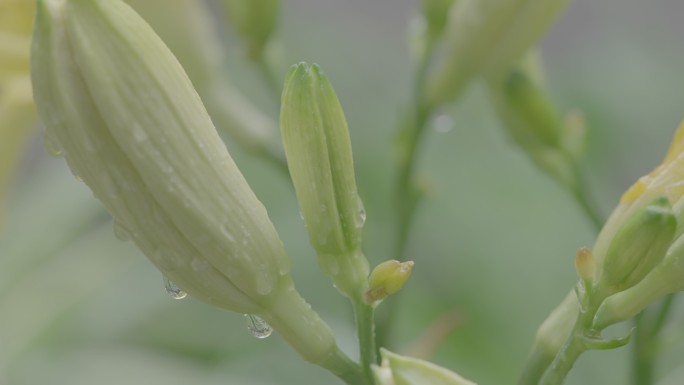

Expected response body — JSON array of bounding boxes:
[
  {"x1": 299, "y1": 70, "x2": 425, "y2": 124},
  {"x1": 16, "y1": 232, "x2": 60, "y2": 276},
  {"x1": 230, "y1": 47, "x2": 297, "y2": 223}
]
[{"x1": 621, "y1": 120, "x2": 684, "y2": 205}]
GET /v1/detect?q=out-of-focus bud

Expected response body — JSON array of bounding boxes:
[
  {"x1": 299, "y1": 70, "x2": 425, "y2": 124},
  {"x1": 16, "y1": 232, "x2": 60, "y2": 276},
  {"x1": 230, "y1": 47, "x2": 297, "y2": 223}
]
[
  {"x1": 372, "y1": 348, "x2": 477, "y2": 385},
  {"x1": 0, "y1": 0, "x2": 34, "y2": 78},
  {"x1": 280, "y1": 62, "x2": 369, "y2": 298},
  {"x1": 487, "y1": 58, "x2": 582, "y2": 192},
  {"x1": 596, "y1": 196, "x2": 675, "y2": 293},
  {"x1": 218, "y1": 0, "x2": 279, "y2": 60},
  {"x1": 0, "y1": 76, "x2": 36, "y2": 228},
  {"x1": 422, "y1": 0, "x2": 456, "y2": 46},
  {"x1": 30, "y1": 1, "x2": 355, "y2": 373},
  {"x1": 425, "y1": 0, "x2": 569, "y2": 107},
  {"x1": 365, "y1": 260, "x2": 414, "y2": 304}
]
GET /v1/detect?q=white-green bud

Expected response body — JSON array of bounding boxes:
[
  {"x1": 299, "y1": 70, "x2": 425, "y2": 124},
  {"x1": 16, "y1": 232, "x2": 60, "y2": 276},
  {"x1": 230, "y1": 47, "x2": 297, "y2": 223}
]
[
  {"x1": 30, "y1": 0, "x2": 357, "y2": 372},
  {"x1": 218, "y1": 0, "x2": 279, "y2": 60},
  {"x1": 596, "y1": 196, "x2": 676, "y2": 293},
  {"x1": 372, "y1": 348, "x2": 477, "y2": 385},
  {"x1": 425, "y1": 0, "x2": 569, "y2": 107},
  {"x1": 280, "y1": 63, "x2": 369, "y2": 297}
]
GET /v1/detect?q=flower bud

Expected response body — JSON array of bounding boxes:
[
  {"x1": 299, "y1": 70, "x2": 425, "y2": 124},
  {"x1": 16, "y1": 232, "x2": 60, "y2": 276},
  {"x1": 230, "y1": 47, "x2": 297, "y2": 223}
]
[
  {"x1": 597, "y1": 196, "x2": 676, "y2": 293},
  {"x1": 30, "y1": 1, "x2": 354, "y2": 371},
  {"x1": 280, "y1": 62, "x2": 369, "y2": 297},
  {"x1": 0, "y1": 76, "x2": 36, "y2": 228},
  {"x1": 422, "y1": 0, "x2": 456, "y2": 45},
  {"x1": 372, "y1": 348, "x2": 477, "y2": 385},
  {"x1": 574, "y1": 247, "x2": 594, "y2": 282},
  {"x1": 218, "y1": 0, "x2": 279, "y2": 60},
  {"x1": 365, "y1": 260, "x2": 414, "y2": 304},
  {"x1": 425, "y1": 0, "x2": 569, "y2": 107}
]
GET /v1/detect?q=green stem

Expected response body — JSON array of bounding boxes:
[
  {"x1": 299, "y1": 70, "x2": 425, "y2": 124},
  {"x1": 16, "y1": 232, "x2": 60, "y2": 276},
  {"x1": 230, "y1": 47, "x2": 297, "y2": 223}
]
[
  {"x1": 539, "y1": 290, "x2": 606, "y2": 385},
  {"x1": 353, "y1": 297, "x2": 377, "y2": 383},
  {"x1": 376, "y1": 47, "x2": 436, "y2": 353}
]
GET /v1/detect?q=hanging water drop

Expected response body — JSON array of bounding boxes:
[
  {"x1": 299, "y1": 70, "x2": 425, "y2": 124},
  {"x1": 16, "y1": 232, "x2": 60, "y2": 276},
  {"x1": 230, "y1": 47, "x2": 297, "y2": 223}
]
[
  {"x1": 433, "y1": 114, "x2": 454, "y2": 134},
  {"x1": 244, "y1": 314, "x2": 272, "y2": 339},
  {"x1": 163, "y1": 276, "x2": 187, "y2": 299},
  {"x1": 44, "y1": 133, "x2": 63, "y2": 157},
  {"x1": 112, "y1": 220, "x2": 132, "y2": 241}
]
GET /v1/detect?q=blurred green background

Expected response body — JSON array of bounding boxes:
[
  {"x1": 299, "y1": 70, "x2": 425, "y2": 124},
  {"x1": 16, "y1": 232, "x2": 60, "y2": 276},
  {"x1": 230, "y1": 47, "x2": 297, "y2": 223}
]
[{"x1": 2, "y1": 0, "x2": 684, "y2": 384}]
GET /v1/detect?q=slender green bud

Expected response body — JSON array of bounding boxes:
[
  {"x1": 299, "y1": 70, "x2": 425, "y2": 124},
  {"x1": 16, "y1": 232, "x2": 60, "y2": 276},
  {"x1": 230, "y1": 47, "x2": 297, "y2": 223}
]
[
  {"x1": 218, "y1": 0, "x2": 279, "y2": 60},
  {"x1": 597, "y1": 196, "x2": 676, "y2": 293},
  {"x1": 425, "y1": 0, "x2": 569, "y2": 107},
  {"x1": 372, "y1": 348, "x2": 477, "y2": 385},
  {"x1": 280, "y1": 62, "x2": 369, "y2": 297},
  {"x1": 30, "y1": 1, "x2": 350, "y2": 371},
  {"x1": 365, "y1": 260, "x2": 414, "y2": 304}
]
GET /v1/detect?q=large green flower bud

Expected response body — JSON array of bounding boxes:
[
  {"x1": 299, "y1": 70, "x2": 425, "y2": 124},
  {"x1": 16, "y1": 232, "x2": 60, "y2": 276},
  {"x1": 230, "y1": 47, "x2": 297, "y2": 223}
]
[
  {"x1": 30, "y1": 0, "x2": 357, "y2": 374},
  {"x1": 280, "y1": 63, "x2": 369, "y2": 297}
]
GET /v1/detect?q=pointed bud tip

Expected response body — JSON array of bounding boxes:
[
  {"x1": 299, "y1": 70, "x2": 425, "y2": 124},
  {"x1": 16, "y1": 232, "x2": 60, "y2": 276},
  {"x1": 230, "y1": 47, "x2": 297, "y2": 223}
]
[
  {"x1": 365, "y1": 260, "x2": 415, "y2": 304},
  {"x1": 575, "y1": 247, "x2": 595, "y2": 281}
]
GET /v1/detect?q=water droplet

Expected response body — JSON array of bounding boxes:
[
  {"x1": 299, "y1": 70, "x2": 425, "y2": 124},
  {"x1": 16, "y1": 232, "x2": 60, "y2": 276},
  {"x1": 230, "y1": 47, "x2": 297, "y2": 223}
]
[
  {"x1": 44, "y1": 133, "x2": 63, "y2": 157},
  {"x1": 112, "y1": 220, "x2": 132, "y2": 241},
  {"x1": 433, "y1": 114, "x2": 454, "y2": 134},
  {"x1": 163, "y1": 276, "x2": 187, "y2": 299},
  {"x1": 244, "y1": 314, "x2": 272, "y2": 339}
]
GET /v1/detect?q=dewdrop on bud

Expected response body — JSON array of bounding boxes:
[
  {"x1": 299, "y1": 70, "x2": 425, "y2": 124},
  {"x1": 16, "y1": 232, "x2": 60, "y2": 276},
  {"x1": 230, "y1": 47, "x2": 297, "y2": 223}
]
[{"x1": 364, "y1": 260, "x2": 415, "y2": 304}]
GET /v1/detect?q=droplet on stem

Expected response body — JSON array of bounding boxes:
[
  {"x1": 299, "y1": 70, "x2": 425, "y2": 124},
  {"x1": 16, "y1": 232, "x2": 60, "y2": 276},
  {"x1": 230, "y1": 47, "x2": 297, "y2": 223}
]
[
  {"x1": 163, "y1": 275, "x2": 187, "y2": 299},
  {"x1": 244, "y1": 314, "x2": 272, "y2": 339}
]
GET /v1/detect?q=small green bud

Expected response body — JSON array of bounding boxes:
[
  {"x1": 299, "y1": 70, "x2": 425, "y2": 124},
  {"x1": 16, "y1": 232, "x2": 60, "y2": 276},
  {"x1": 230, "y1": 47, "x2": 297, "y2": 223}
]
[
  {"x1": 365, "y1": 260, "x2": 415, "y2": 304},
  {"x1": 574, "y1": 247, "x2": 594, "y2": 282},
  {"x1": 218, "y1": 0, "x2": 279, "y2": 59},
  {"x1": 372, "y1": 348, "x2": 477, "y2": 385},
  {"x1": 597, "y1": 196, "x2": 676, "y2": 293},
  {"x1": 280, "y1": 62, "x2": 369, "y2": 297}
]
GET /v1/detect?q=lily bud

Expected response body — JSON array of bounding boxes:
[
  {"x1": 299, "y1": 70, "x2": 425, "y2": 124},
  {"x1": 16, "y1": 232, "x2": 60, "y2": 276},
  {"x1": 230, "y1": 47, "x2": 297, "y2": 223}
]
[
  {"x1": 280, "y1": 62, "x2": 369, "y2": 297},
  {"x1": 574, "y1": 247, "x2": 594, "y2": 282},
  {"x1": 30, "y1": 0, "x2": 351, "y2": 371},
  {"x1": 218, "y1": 0, "x2": 279, "y2": 60},
  {"x1": 365, "y1": 260, "x2": 414, "y2": 304},
  {"x1": 597, "y1": 196, "x2": 676, "y2": 293},
  {"x1": 425, "y1": 0, "x2": 569, "y2": 107},
  {"x1": 372, "y1": 348, "x2": 477, "y2": 385}
]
